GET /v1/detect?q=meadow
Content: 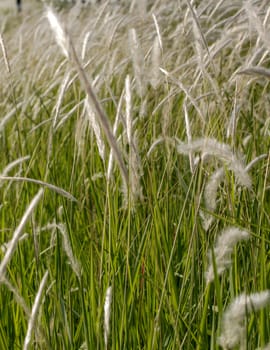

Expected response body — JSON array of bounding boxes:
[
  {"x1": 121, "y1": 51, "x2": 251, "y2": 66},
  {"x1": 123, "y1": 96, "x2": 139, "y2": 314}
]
[{"x1": 0, "y1": 0, "x2": 270, "y2": 349}]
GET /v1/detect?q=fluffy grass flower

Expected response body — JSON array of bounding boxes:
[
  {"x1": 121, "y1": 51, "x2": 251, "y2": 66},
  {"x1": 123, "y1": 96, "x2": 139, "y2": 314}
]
[
  {"x1": 128, "y1": 28, "x2": 145, "y2": 97},
  {"x1": 85, "y1": 97, "x2": 105, "y2": 162},
  {"x1": 205, "y1": 226, "x2": 250, "y2": 284},
  {"x1": 201, "y1": 167, "x2": 224, "y2": 230},
  {"x1": 177, "y1": 138, "x2": 252, "y2": 188},
  {"x1": 46, "y1": 7, "x2": 69, "y2": 58},
  {"x1": 219, "y1": 291, "x2": 270, "y2": 349}
]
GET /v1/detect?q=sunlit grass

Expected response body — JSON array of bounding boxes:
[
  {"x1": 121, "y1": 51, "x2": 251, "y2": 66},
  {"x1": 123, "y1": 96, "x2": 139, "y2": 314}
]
[{"x1": 0, "y1": 0, "x2": 270, "y2": 349}]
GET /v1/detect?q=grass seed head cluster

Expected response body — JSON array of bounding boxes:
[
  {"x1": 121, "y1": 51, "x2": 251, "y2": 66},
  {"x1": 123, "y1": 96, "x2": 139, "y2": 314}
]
[{"x1": 0, "y1": 0, "x2": 270, "y2": 348}]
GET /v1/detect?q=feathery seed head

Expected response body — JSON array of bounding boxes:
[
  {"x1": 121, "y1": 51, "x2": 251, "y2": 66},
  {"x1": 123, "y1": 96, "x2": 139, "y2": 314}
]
[
  {"x1": 0, "y1": 34, "x2": 10, "y2": 73},
  {"x1": 85, "y1": 97, "x2": 105, "y2": 161},
  {"x1": 219, "y1": 291, "x2": 270, "y2": 349},
  {"x1": 58, "y1": 223, "x2": 81, "y2": 279},
  {"x1": 205, "y1": 226, "x2": 250, "y2": 284},
  {"x1": 177, "y1": 138, "x2": 252, "y2": 188},
  {"x1": 104, "y1": 286, "x2": 112, "y2": 349},
  {"x1": 23, "y1": 271, "x2": 49, "y2": 350},
  {"x1": 46, "y1": 7, "x2": 70, "y2": 58}
]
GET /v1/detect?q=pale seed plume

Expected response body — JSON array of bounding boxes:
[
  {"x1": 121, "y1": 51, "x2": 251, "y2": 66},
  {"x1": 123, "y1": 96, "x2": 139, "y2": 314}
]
[
  {"x1": 125, "y1": 75, "x2": 132, "y2": 145},
  {"x1": 53, "y1": 72, "x2": 71, "y2": 127},
  {"x1": 201, "y1": 167, "x2": 224, "y2": 230},
  {"x1": 85, "y1": 97, "x2": 105, "y2": 161},
  {"x1": 150, "y1": 36, "x2": 161, "y2": 89},
  {"x1": 128, "y1": 28, "x2": 145, "y2": 97},
  {"x1": 152, "y1": 14, "x2": 163, "y2": 51},
  {"x1": 219, "y1": 291, "x2": 270, "y2": 349},
  {"x1": 177, "y1": 138, "x2": 252, "y2": 188},
  {"x1": 46, "y1": 6, "x2": 128, "y2": 187},
  {"x1": 205, "y1": 226, "x2": 250, "y2": 284},
  {"x1": 23, "y1": 271, "x2": 49, "y2": 350},
  {"x1": 104, "y1": 286, "x2": 112, "y2": 349},
  {"x1": 81, "y1": 31, "x2": 91, "y2": 61},
  {"x1": 57, "y1": 223, "x2": 81, "y2": 279},
  {"x1": 124, "y1": 75, "x2": 143, "y2": 206},
  {"x1": 237, "y1": 66, "x2": 270, "y2": 80},
  {"x1": 107, "y1": 92, "x2": 123, "y2": 180},
  {"x1": 204, "y1": 167, "x2": 224, "y2": 212},
  {"x1": 46, "y1": 8, "x2": 69, "y2": 58}
]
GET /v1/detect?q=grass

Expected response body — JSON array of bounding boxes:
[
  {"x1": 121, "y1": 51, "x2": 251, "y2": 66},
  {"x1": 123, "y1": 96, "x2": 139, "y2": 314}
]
[{"x1": 0, "y1": 0, "x2": 270, "y2": 349}]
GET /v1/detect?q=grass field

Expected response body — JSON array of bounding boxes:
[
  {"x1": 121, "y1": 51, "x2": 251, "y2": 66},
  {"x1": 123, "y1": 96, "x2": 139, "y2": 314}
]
[{"x1": 0, "y1": 0, "x2": 270, "y2": 349}]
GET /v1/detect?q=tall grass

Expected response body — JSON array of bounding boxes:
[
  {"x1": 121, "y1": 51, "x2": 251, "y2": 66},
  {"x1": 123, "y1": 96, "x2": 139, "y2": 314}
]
[{"x1": 0, "y1": 0, "x2": 270, "y2": 348}]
